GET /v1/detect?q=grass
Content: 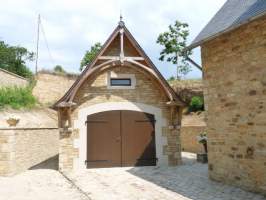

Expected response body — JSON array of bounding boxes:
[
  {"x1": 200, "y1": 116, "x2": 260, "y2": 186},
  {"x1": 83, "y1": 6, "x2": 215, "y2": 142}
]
[
  {"x1": 0, "y1": 86, "x2": 37, "y2": 109},
  {"x1": 38, "y1": 69, "x2": 79, "y2": 79}
]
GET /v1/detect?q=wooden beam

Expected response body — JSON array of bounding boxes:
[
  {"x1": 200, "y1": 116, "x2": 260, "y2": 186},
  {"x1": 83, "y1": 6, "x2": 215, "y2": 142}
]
[
  {"x1": 166, "y1": 101, "x2": 181, "y2": 106},
  {"x1": 57, "y1": 101, "x2": 77, "y2": 108},
  {"x1": 99, "y1": 56, "x2": 144, "y2": 61},
  {"x1": 69, "y1": 60, "x2": 175, "y2": 102},
  {"x1": 58, "y1": 109, "x2": 62, "y2": 128},
  {"x1": 125, "y1": 57, "x2": 145, "y2": 61},
  {"x1": 177, "y1": 107, "x2": 183, "y2": 126},
  {"x1": 98, "y1": 56, "x2": 119, "y2": 60},
  {"x1": 120, "y1": 29, "x2": 124, "y2": 59},
  {"x1": 186, "y1": 56, "x2": 202, "y2": 71},
  {"x1": 67, "y1": 108, "x2": 72, "y2": 128}
]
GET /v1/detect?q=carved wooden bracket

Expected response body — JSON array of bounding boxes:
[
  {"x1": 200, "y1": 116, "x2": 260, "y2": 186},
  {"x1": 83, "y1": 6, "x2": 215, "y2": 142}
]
[
  {"x1": 166, "y1": 101, "x2": 183, "y2": 129},
  {"x1": 58, "y1": 107, "x2": 72, "y2": 130}
]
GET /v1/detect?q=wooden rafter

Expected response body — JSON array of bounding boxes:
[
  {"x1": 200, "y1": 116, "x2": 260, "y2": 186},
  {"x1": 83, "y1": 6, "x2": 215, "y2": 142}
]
[
  {"x1": 52, "y1": 21, "x2": 186, "y2": 109},
  {"x1": 119, "y1": 28, "x2": 124, "y2": 60},
  {"x1": 67, "y1": 60, "x2": 182, "y2": 104},
  {"x1": 99, "y1": 56, "x2": 144, "y2": 61}
]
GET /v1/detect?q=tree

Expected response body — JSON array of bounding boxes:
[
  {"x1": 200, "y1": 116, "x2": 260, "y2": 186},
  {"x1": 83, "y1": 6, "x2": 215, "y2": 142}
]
[
  {"x1": 0, "y1": 40, "x2": 34, "y2": 78},
  {"x1": 80, "y1": 42, "x2": 102, "y2": 71},
  {"x1": 167, "y1": 76, "x2": 176, "y2": 82},
  {"x1": 54, "y1": 65, "x2": 65, "y2": 73},
  {"x1": 157, "y1": 20, "x2": 192, "y2": 79}
]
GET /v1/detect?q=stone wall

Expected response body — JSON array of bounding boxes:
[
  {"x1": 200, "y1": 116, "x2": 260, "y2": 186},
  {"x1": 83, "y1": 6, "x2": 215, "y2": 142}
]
[
  {"x1": 0, "y1": 130, "x2": 15, "y2": 176},
  {"x1": 181, "y1": 126, "x2": 206, "y2": 153},
  {"x1": 180, "y1": 113, "x2": 206, "y2": 153},
  {"x1": 14, "y1": 129, "x2": 58, "y2": 174},
  {"x1": 59, "y1": 66, "x2": 182, "y2": 171},
  {"x1": 0, "y1": 109, "x2": 59, "y2": 176},
  {"x1": 201, "y1": 15, "x2": 266, "y2": 194},
  {"x1": 0, "y1": 128, "x2": 58, "y2": 176},
  {"x1": 0, "y1": 68, "x2": 28, "y2": 88},
  {"x1": 33, "y1": 72, "x2": 76, "y2": 105}
]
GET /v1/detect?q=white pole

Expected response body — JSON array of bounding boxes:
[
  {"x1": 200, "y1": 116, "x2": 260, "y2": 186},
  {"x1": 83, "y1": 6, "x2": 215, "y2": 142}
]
[{"x1": 35, "y1": 14, "x2": 40, "y2": 75}]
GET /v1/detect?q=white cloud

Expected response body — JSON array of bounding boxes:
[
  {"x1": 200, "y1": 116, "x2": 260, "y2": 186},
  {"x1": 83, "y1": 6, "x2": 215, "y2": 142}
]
[{"x1": 0, "y1": 0, "x2": 226, "y2": 78}]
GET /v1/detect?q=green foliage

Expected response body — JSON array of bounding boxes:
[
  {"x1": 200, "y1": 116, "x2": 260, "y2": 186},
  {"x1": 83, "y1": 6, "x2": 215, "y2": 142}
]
[
  {"x1": 197, "y1": 131, "x2": 207, "y2": 144},
  {"x1": 0, "y1": 86, "x2": 37, "y2": 109},
  {"x1": 157, "y1": 20, "x2": 192, "y2": 79},
  {"x1": 197, "y1": 131, "x2": 208, "y2": 153},
  {"x1": 54, "y1": 65, "x2": 65, "y2": 73},
  {"x1": 189, "y1": 96, "x2": 204, "y2": 112},
  {"x1": 167, "y1": 76, "x2": 176, "y2": 82},
  {"x1": 80, "y1": 42, "x2": 102, "y2": 71},
  {"x1": 0, "y1": 40, "x2": 34, "y2": 78}
]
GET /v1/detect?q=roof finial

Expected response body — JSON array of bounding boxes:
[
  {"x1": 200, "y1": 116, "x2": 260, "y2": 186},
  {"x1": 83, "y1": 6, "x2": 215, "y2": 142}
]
[
  {"x1": 119, "y1": 10, "x2": 124, "y2": 27},
  {"x1": 120, "y1": 10, "x2": 123, "y2": 21}
]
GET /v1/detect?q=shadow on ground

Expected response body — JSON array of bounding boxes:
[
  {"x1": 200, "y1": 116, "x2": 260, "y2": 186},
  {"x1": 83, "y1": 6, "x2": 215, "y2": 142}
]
[
  {"x1": 29, "y1": 154, "x2": 59, "y2": 170},
  {"x1": 126, "y1": 153, "x2": 265, "y2": 200},
  {"x1": 127, "y1": 153, "x2": 209, "y2": 199}
]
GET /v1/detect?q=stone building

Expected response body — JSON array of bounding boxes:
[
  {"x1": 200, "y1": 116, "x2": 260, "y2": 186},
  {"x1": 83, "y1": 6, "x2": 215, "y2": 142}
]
[
  {"x1": 0, "y1": 68, "x2": 28, "y2": 88},
  {"x1": 186, "y1": 0, "x2": 266, "y2": 194},
  {"x1": 53, "y1": 20, "x2": 185, "y2": 171}
]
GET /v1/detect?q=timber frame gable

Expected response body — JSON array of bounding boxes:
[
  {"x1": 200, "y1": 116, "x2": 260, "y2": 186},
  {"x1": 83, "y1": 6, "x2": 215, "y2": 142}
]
[{"x1": 53, "y1": 19, "x2": 184, "y2": 109}]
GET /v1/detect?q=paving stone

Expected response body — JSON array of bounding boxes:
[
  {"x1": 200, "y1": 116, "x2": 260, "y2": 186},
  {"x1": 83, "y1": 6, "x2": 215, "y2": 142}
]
[{"x1": 65, "y1": 152, "x2": 266, "y2": 200}]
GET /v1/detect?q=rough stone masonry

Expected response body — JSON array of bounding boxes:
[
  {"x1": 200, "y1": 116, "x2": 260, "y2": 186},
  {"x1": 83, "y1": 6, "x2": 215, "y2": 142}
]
[{"x1": 201, "y1": 15, "x2": 266, "y2": 194}]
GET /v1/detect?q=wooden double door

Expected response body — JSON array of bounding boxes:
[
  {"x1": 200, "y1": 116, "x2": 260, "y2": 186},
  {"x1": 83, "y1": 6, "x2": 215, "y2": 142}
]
[{"x1": 86, "y1": 110, "x2": 156, "y2": 168}]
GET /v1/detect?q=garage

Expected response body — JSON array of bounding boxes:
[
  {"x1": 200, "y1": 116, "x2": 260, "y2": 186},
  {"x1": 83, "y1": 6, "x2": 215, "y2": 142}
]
[
  {"x1": 54, "y1": 19, "x2": 184, "y2": 171},
  {"x1": 86, "y1": 110, "x2": 156, "y2": 168}
]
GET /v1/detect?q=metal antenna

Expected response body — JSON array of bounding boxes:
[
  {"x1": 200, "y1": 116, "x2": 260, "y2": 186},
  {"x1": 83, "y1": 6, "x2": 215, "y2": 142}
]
[
  {"x1": 35, "y1": 14, "x2": 40, "y2": 75},
  {"x1": 119, "y1": 10, "x2": 124, "y2": 27}
]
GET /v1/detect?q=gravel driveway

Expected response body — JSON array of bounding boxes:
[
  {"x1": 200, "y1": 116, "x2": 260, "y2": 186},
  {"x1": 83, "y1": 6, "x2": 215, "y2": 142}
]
[
  {"x1": 0, "y1": 153, "x2": 265, "y2": 200},
  {"x1": 0, "y1": 169, "x2": 87, "y2": 200}
]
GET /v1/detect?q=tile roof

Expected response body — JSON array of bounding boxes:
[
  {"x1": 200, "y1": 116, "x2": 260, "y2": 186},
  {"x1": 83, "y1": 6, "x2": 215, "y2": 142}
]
[{"x1": 188, "y1": 0, "x2": 266, "y2": 49}]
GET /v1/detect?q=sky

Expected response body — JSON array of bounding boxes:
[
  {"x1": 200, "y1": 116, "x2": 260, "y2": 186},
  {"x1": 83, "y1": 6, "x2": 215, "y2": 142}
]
[{"x1": 0, "y1": 0, "x2": 226, "y2": 79}]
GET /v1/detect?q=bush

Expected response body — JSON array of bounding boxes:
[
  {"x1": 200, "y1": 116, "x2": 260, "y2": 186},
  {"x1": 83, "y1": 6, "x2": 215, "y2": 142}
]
[
  {"x1": 167, "y1": 76, "x2": 176, "y2": 82},
  {"x1": 0, "y1": 86, "x2": 37, "y2": 109},
  {"x1": 54, "y1": 65, "x2": 65, "y2": 74},
  {"x1": 1, "y1": 65, "x2": 33, "y2": 79},
  {"x1": 189, "y1": 96, "x2": 204, "y2": 112}
]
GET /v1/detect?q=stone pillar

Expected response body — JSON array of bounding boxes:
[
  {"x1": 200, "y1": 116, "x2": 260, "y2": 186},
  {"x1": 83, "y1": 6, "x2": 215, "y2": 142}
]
[
  {"x1": 164, "y1": 106, "x2": 182, "y2": 166},
  {"x1": 58, "y1": 128, "x2": 80, "y2": 172},
  {"x1": 167, "y1": 128, "x2": 182, "y2": 166},
  {"x1": 0, "y1": 130, "x2": 16, "y2": 176},
  {"x1": 59, "y1": 129, "x2": 73, "y2": 172}
]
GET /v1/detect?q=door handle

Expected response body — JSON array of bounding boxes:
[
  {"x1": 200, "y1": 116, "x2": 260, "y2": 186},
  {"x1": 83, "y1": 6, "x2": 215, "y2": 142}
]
[{"x1": 115, "y1": 136, "x2": 121, "y2": 142}]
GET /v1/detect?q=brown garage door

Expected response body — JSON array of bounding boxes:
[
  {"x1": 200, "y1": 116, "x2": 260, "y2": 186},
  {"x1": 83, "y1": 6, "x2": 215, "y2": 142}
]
[{"x1": 86, "y1": 110, "x2": 156, "y2": 168}]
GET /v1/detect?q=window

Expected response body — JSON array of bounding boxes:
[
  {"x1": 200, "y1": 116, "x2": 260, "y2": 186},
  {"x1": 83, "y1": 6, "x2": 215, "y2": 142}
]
[
  {"x1": 107, "y1": 72, "x2": 136, "y2": 89},
  {"x1": 110, "y1": 78, "x2": 131, "y2": 86}
]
